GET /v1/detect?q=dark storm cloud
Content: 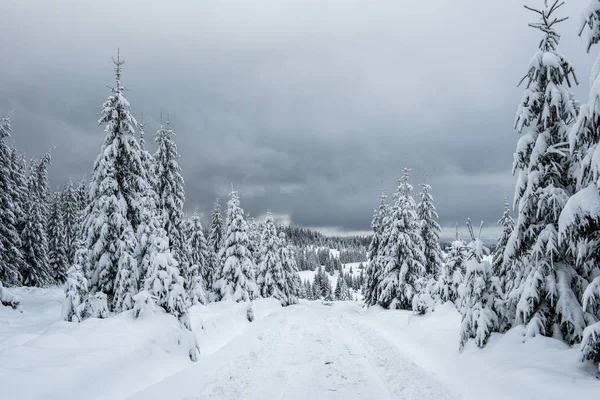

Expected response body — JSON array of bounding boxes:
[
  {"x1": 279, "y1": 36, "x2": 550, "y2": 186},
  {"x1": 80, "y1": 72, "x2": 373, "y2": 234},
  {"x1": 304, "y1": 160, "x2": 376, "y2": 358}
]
[{"x1": 0, "y1": 0, "x2": 595, "y2": 235}]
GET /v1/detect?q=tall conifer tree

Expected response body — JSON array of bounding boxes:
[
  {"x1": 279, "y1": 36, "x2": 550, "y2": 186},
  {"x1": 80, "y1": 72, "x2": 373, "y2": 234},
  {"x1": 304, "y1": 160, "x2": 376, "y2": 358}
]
[
  {"x1": 21, "y1": 154, "x2": 53, "y2": 287},
  {"x1": 416, "y1": 177, "x2": 442, "y2": 277},
  {"x1": 79, "y1": 52, "x2": 144, "y2": 308},
  {"x1": 508, "y1": 1, "x2": 586, "y2": 343},
  {"x1": 0, "y1": 114, "x2": 24, "y2": 285},
  {"x1": 377, "y1": 168, "x2": 426, "y2": 310},
  {"x1": 213, "y1": 190, "x2": 258, "y2": 302}
]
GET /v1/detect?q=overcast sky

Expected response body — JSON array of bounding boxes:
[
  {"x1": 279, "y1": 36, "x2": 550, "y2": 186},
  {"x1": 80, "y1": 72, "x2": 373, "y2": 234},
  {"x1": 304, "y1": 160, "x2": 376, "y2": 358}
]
[{"x1": 0, "y1": 0, "x2": 596, "y2": 238}]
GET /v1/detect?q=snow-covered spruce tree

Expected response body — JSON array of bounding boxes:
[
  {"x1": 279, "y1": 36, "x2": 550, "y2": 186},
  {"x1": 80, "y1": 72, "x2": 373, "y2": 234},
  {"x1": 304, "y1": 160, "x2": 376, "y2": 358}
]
[
  {"x1": 206, "y1": 199, "x2": 224, "y2": 287},
  {"x1": 298, "y1": 280, "x2": 307, "y2": 299},
  {"x1": 377, "y1": 168, "x2": 426, "y2": 310},
  {"x1": 112, "y1": 227, "x2": 140, "y2": 313},
  {"x1": 62, "y1": 247, "x2": 90, "y2": 322},
  {"x1": 491, "y1": 198, "x2": 515, "y2": 291},
  {"x1": 0, "y1": 114, "x2": 25, "y2": 285},
  {"x1": 247, "y1": 214, "x2": 261, "y2": 267},
  {"x1": 256, "y1": 213, "x2": 284, "y2": 302},
  {"x1": 183, "y1": 209, "x2": 209, "y2": 305},
  {"x1": 508, "y1": 1, "x2": 587, "y2": 344},
  {"x1": 48, "y1": 192, "x2": 69, "y2": 283},
  {"x1": 335, "y1": 274, "x2": 344, "y2": 300},
  {"x1": 491, "y1": 198, "x2": 515, "y2": 331},
  {"x1": 82, "y1": 53, "x2": 146, "y2": 308},
  {"x1": 558, "y1": 0, "x2": 600, "y2": 369},
  {"x1": 208, "y1": 198, "x2": 224, "y2": 254},
  {"x1": 61, "y1": 180, "x2": 80, "y2": 263},
  {"x1": 364, "y1": 190, "x2": 388, "y2": 307},
  {"x1": 154, "y1": 119, "x2": 186, "y2": 266},
  {"x1": 459, "y1": 220, "x2": 504, "y2": 350},
  {"x1": 134, "y1": 231, "x2": 200, "y2": 361},
  {"x1": 213, "y1": 190, "x2": 258, "y2": 302},
  {"x1": 336, "y1": 275, "x2": 350, "y2": 301},
  {"x1": 437, "y1": 226, "x2": 467, "y2": 306},
  {"x1": 138, "y1": 114, "x2": 157, "y2": 205},
  {"x1": 21, "y1": 155, "x2": 53, "y2": 287},
  {"x1": 280, "y1": 232, "x2": 300, "y2": 306},
  {"x1": 76, "y1": 180, "x2": 89, "y2": 222},
  {"x1": 9, "y1": 147, "x2": 28, "y2": 236},
  {"x1": 417, "y1": 177, "x2": 443, "y2": 277}
]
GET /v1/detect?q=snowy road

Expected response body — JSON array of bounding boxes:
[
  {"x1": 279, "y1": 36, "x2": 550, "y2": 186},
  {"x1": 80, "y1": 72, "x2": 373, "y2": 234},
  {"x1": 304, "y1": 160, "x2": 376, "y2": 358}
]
[
  {"x1": 129, "y1": 302, "x2": 454, "y2": 400},
  {"x1": 2, "y1": 290, "x2": 598, "y2": 400}
]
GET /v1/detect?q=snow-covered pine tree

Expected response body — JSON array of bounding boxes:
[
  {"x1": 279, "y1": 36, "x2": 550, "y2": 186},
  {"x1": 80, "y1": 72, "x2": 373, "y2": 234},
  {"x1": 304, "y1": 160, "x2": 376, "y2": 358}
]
[
  {"x1": 324, "y1": 278, "x2": 334, "y2": 301},
  {"x1": 459, "y1": 220, "x2": 504, "y2": 350},
  {"x1": 306, "y1": 280, "x2": 315, "y2": 300},
  {"x1": 256, "y1": 213, "x2": 285, "y2": 302},
  {"x1": 377, "y1": 168, "x2": 426, "y2": 310},
  {"x1": 491, "y1": 198, "x2": 515, "y2": 290},
  {"x1": 559, "y1": 0, "x2": 600, "y2": 370},
  {"x1": 279, "y1": 232, "x2": 301, "y2": 306},
  {"x1": 298, "y1": 280, "x2": 307, "y2": 299},
  {"x1": 509, "y1": 1, "x2": 587, "y2": 344},
  {"x1": 416, "y1": 177, "x2": 443, "y2": 278},
  {"x1": 364, "y1": 190, "x2": 388, "y2": 307},
  {"x1": 138, "y1": 114, "x2": 157, "y2": 206},
  {"x1": 206, "y1": 199, "x2": 224, "y2": 291},
  {"x1": 113, "y1": 228, "x2": 140, "y2": 313},
  {"x1": 135, "y1": 231, "x2": 200, "y2": 361},
  {"x1": 134, "y1": 117, "x2": 160, "y2": 289},
  {"x1": 208, "y1": 198, "x2": 224, "y2": 254},
  {"x1": 213, "y1": 190, "x2": 258, "y2": 302},
  {"x1": 491, "y1": 198, "x2": 516, "y2": 331},
  {"x1": 0, "y1": 114, "x2": 25, "y2": 285},
  {"x1": 154, "y1": 119, "x2": 186, "y2": 266},
  {"x1": 336, "y1": 275, "x2": 350, "y2": 301},
  {"x1": 62, "y1": 247, "x2": 89, "y2": 322},
  {"x1": 183, "y1": 209, "x2": 209, "y2": 305},
  {"x1": 61, "y1": 180, "x2": 80, "y2": 263},
  {"x1": 247, "y1": 214, "x2": 260, "y2": 266},
  {"x1": 21, "y1": 154, "x2": 53, "y2": 287},
  {"x1": 82, "y1": 52, "x2": 145, "y2": 308},
  {"x1": 76, "y1": 180, "x2": 89, "y2": 222},
  {"x1": 334, "y1": 273, "x2": 343, "y2": 299},
  {"x1": 9, "y1": 146, "x2": 27, "y2": 236},
  {"x1": 48, "y1": 191, "x2": 69, "y2": 283},
  {"x1": 437, "y1": 227, "x2": 467, "y2": 306}
]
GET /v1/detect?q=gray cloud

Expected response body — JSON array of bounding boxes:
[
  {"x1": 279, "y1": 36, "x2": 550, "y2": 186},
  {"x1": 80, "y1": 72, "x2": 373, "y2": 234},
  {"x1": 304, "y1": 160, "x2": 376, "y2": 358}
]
[{"x1": 0, "y1": 0, "x2": 595, "y2": 235}]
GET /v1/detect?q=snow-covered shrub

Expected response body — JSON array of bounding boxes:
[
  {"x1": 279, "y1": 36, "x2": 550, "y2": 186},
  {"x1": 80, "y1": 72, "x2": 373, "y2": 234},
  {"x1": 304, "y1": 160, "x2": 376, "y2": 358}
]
[
  {"x1": 412, "y1": 277, "x2": 436, "y2": 315},
  {"x1": 246, "y1": 302, "x2": 255, "y2": 322},
  {"x1": 0, "y1": 280, "x2": 20, "y2": 310},
  {"x1": 132, "y1": 290, "x2": 155, "y2": 318},
  {"x1": 84, "y1": 292, "x2": 109, "y2": 319}
]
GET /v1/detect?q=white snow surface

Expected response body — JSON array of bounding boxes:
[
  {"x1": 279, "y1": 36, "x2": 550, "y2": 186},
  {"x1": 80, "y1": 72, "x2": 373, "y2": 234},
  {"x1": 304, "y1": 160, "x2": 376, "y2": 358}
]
[{"x1": 1, "y1": 288, "x2": 598, "y2": 399}]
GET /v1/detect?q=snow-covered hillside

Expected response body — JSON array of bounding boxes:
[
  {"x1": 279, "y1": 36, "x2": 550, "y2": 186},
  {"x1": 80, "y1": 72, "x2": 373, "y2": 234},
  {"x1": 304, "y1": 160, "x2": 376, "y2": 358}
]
[{"x1": 1, "y1": 288, "x2": 597, "y2": 400}]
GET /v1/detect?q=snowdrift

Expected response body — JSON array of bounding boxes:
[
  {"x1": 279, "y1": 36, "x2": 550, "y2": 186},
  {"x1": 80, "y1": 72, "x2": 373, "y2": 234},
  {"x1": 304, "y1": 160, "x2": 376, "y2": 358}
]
[
  {"x1": 0, "y1": 288, "x2": 281, "y2": 400},
  {"x1": 346, "y1": 302, "x2": 599, "y2": 400}
]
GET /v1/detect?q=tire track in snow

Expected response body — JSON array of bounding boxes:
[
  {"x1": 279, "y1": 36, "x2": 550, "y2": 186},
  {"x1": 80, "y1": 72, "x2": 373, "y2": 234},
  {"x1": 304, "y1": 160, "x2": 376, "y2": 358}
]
[{"x1": 337, "y1": 312, "x2": 457, "y2": 400}]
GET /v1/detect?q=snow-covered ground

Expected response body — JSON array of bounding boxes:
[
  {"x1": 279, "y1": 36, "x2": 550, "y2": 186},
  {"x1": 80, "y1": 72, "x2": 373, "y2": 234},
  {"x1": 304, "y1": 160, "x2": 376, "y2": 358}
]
[{"x1": 1, "y1": 288, "x2": 598, "y2": 399}]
